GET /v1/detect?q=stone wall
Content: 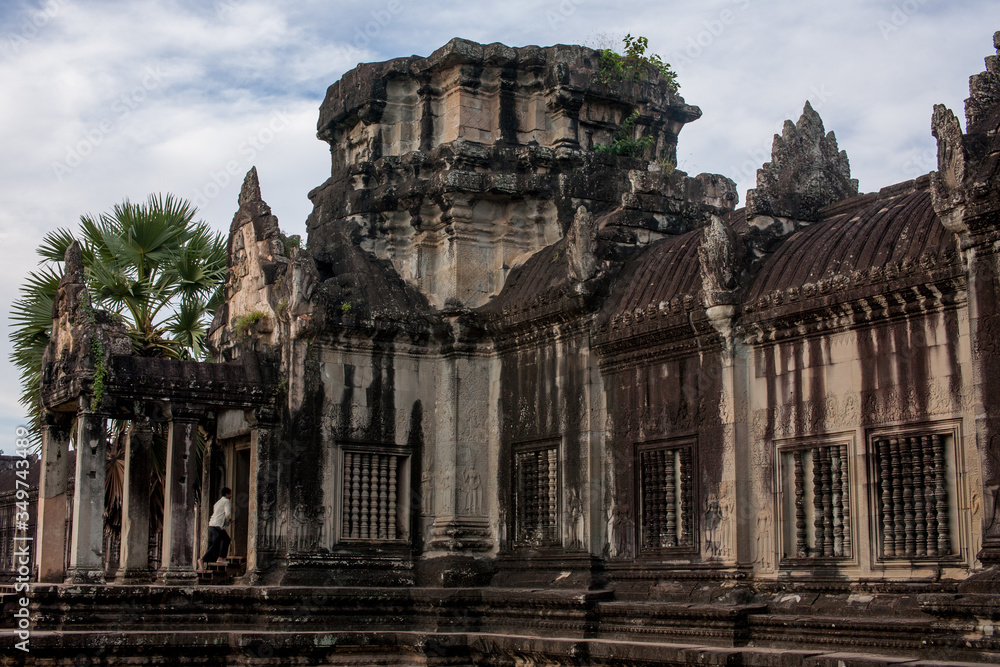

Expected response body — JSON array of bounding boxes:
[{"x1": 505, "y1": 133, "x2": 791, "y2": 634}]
[{"x1": 200, "y1": 35, "x2": 998, "y2": 597}]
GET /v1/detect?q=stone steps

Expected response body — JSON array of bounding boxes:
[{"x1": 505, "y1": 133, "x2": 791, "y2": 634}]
[
  {"x1": 15, "y1": 584, "x2": 1000, "y2": 664},
  {"x1": 196, "y1": 555, "x2": 245, "y2": 585},
  {"x1": 6, "y1": 629, "x2": 1000, "y2": 666}
]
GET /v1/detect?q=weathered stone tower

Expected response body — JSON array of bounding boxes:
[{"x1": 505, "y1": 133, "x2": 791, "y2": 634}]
[{"x1": 207, "y1": 38, "x2": 737, "y2": 588}]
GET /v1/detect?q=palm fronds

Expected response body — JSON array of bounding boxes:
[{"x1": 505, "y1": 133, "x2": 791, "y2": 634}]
[{"x1": 9, "y1": 193, "x2": 228, "y2": 443}]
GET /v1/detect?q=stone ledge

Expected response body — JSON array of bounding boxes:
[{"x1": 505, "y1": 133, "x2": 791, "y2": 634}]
[
  {"x1": 6, "y1": 629, "x2": 1000, "y2": 666},
  {"x1": 10, "y1": 584, "x2": 1000, "y2": 663}
]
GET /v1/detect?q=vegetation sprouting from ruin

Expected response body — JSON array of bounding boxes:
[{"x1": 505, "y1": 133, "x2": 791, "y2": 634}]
[
  {"x1": 597, "y1": 34, "x2": 679, "y2": 92},
  {"x1": 234, "y1": 310, "x2": 270, "y2": 336},
  {"x1": 594, "y1": 109, "x2": 656, "y2": 157}
]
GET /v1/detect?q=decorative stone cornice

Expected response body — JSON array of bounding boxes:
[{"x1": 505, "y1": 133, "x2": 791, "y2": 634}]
[{"x1": 744, "y1": 247, "x2": 961, "y2": 317}]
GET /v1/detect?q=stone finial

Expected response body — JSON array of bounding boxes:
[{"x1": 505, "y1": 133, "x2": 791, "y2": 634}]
[
  {"x1": 699, "y1": 215, "x2": 738, "y2": 307},
  {"x1": 745, "y1": 101, "x2": 859, "y2": 222},
  {"x1": 239, "y1": 167, "x2": 262, "y2": 207},
  {"x1": 964, "y1": 30, "x2": 1000, "y2": 131},
  {"x1": 930, "y1": 33, "x2": 1000, "y2": 240},
  {"x1": 566, "y1": 206, "x2": 598, "y2": 283},
  {"x1": 930, "y1": 104, "x2": 968, "y2": 233},
  {"x1": 62, "y1": 240, "x2": 85, "y2": 285}
]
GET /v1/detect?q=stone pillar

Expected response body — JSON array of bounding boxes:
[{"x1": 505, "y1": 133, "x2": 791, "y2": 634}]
[
  {"x1": 700, "y1": 217, "x2": 750, "y2": 570},
  {"x1": 68, "y1": 404, "x2": 108, "y2": 583},
  {"x1": 424, "y1": 345, "x2": 494, "y2": 585},
  {"x1": 247, "y1": 407, "x2": 280, "y2": 583},
  {"x1": 198, "y1": 439, "x2": 215, "y2": 568},
  {"x1": 35, "y1": 412, "x2": 72, "y2": 583},
  {"x1": 964, "y1": 244, "x2": 1000, "y2": 566},
  {"x1": 708, "y1": 306, "x2": 752, "y2": 568},
  {"x1": 117, "y1": 419, "x2": 152, "y2": 582},
  {"x1": 441, "y1": 195, "x2": 472, "y2": 308},
  {"x1": 159, "y1": 407, "x2": 202, "y2": 584}
]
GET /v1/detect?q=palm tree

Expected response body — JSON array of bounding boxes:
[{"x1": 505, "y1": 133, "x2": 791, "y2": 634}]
[
  {"x1": 10, "y1": 193, "x2": 227, "y2": 438},
  {"x1": 9, "y1": 193, "x2": 226, "y2": 562}
]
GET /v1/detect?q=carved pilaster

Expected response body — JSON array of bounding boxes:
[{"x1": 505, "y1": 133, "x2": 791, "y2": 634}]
[
  {"x1": 35, "y1": 412, "x2": 72, "y2": 583},
  {"x1": 426, "y1": 350, "x2": 494, "y2": 569},
  {"x1": 929, "y1": 34, "x2": 1000, "y2": 564},
  {"x1": 247, "y1": 407, "x2": 282, "y2": 583},
  {"x1": 117, "y1": 418, "x2": 153, "y2": 583},
  {"x1": 159, "y1": 405, "x2": 204, "y2": 584},
  {"x1": 68, "y1": 403, "x2": 109, "y2": 584}
]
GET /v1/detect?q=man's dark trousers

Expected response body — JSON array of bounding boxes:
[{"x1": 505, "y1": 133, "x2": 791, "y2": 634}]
[{"x1": 202, "y1": 526, "x2": 230, "y2": 563}]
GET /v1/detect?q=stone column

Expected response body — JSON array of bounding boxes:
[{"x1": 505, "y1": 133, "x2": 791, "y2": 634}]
[
  {"x1": 159, "y1": 406, "x2": 202, "y2": 584},
  {"x1": 708, "y1": 306, "x2": 752, "y2": 568},
  {"x1": 964, "y1": 244, "x2": 1000, "y2": 565},
  {"x1": 441, "y1": 195, "x2": 472, "y2": 308},
  {"x1": 68, "y1": 403, "x2": 108, "y2": 583},
  {"x1": 198, "y1": 439, "x2": 216, "y2": 568},
  {"x1": 35, "y1": 412, "x2": 72, "y2": 583},
  {"x1": 425, "y1": 345, "x2": 494, "y2": 584},
  {"x1": 700, "y1": 217, "x2": 749, "y2": 570},
  {"x1": 247, "y1": 407, "x2": 280, "y2": 583},
  {"x1": 117, "y1": 418, "x2": 152, "y2": 582}
]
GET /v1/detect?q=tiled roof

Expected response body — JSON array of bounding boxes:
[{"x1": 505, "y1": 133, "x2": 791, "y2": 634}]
[{"x1": 747, "y1": 179, "x2": 957, "y2": 303}]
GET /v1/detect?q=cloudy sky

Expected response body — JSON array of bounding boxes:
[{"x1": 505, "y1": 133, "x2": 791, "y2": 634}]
[{"x1": 0, "y1": 0, "x2": 997, "y2": 449}]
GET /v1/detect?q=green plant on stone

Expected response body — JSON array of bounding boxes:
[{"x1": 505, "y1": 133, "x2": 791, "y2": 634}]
[
  {"x1": 657, "y1": 157, "x2": 677, "y2": 173},
  {"x1": 278, "y1": 232, "x2": 301, "y2": 253},
  {"x1": 594, "y1": 109, "x2": 656, "y2": 158},
  {"x1": 341, "y1": 301, "x2": 353, "y2": 315},
  {"x1": 234, "y1": 310, "x2": 269, "y2": 335},
  {"x1": 90, "y1": 335, "x2": 106, "y2": 410},
  {"x1": 596, "y1": 34, "x2": 678, "y2": 93}
]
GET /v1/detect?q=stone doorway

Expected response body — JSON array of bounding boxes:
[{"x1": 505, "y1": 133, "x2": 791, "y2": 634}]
[
  {"x1": 211, "y1": 436, "x2": 251, "y2": 560},
  {"x1": 232, "y1": 446, "x2": 251, "y2": 558}
]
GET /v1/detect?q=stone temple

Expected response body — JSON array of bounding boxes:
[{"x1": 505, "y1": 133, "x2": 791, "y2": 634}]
[{"x1": 10, "y1": 33, "x2": 1000, "y2": 664}]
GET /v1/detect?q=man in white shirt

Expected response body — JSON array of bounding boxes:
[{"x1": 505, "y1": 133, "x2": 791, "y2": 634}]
[{"x1": 198, "y1": 487, "x2": 233, "y2": 570}]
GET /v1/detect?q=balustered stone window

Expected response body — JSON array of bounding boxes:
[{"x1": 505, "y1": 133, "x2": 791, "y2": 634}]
[
  {"x1": 514, "y1": 443, "x2": 559, "y2": 547},
  {"x1": 636, "y1": 441, "x2": 695, "y2": 552},
  {"x1": 340, "y1": 448, "x2": 409, "y2": 542},
  {"x1": 870, "y1": 430, "x2": 957, "y2": 560},
  {"x1": 779, "y1": 441, "x2": 852, "y2": 560}
]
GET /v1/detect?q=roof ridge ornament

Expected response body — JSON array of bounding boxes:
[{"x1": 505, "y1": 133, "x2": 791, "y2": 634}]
[
  {"x1": 931, "y1": 30, "x2": 1000, "y2": 242},
  {"x1": 745, "y1": 101, "x2": 859, "y2": 223}
]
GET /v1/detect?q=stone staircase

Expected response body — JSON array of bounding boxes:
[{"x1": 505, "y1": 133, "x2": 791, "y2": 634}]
[
  {"x1": 12, "y1": 583, "x2": 1000, "y2": 665},
  {"x1": 196, "y1": 555, "x2": 245, "y2": 585}
]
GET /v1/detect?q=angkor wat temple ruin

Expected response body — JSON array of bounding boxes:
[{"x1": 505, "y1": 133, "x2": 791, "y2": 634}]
[{"x1": 11, "y1": 32, "x2": 1000, "y2": 665}]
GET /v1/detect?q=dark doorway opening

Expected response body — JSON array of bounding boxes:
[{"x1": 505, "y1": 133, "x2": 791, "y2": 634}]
[{"x1": 232, "y1": 447, "x2": 251, "y2": 557}]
